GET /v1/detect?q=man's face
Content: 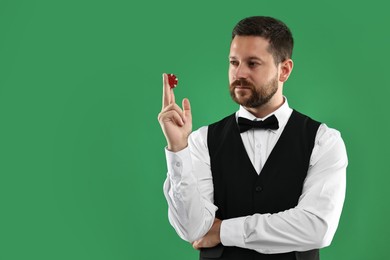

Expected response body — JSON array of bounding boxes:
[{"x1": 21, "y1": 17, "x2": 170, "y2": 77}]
[{"x1": 229, "y1": 36, "x2": 280, "y2": 108}]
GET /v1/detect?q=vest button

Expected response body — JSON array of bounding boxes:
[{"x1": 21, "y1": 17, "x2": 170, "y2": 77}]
[{"x1": 255, "y1": 186, "x2": 263, "y2": 192}]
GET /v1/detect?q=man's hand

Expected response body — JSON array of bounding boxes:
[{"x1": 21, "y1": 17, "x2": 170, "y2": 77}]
[
  {"x1": 192, "y1": 218, "x2": 222, "y2": 250},
  {"x1": 158, "y1": 73, "x2": 192, "y2": 152}
]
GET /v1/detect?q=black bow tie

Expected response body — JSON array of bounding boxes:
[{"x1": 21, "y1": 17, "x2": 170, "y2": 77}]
[{"x1": 237, "y1": 115, "x2": 279, "y2": 133}]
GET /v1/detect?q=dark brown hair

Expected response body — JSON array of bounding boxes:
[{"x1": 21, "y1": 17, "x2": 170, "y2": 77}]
[{"x1": 232, "y1": 16, "x2": 294, "y2": 64}]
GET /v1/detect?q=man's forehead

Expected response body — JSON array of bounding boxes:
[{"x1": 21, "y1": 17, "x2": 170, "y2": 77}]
[{"x1": 229, "y1": 36, "x2": 272, "y2": 59}]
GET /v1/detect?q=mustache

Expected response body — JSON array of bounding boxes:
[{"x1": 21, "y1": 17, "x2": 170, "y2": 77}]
[{"x1": 231, "y1": 78, "x2": 254, "y2": 88}]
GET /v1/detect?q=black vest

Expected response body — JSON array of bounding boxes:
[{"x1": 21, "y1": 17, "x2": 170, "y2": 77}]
[{"x1": 200, "y1": 110, "x2": 321, "y2": 260}]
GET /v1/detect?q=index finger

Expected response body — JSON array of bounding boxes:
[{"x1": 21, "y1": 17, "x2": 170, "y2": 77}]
[{"x1": 162, "y1": 73, "x2": 171, "y2": 108}]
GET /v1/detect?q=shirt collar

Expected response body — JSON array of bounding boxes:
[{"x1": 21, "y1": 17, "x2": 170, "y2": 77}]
[{"x1": 236, "y1": 96, "x2": 293, "y2": 133}]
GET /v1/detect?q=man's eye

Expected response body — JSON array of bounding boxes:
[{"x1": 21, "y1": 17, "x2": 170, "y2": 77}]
[
  {"x1": 230, "y1": 60, "x2": 238, "y2": 66},
  {"x1": 248, "y1": 62, "x2": 259, "y2": 67}
]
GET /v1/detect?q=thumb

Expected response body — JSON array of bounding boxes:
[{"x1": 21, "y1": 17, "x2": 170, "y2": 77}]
[{"x1": 182, "y1": 98, "x2": 192, "y2": 120}]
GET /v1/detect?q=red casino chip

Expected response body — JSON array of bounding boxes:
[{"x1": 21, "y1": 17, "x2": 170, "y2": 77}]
[{"x1": 167, "y1": 73, "x2": 178, "y2": 89}]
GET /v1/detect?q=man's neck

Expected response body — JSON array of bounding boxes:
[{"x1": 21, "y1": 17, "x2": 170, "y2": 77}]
[{"x1": 244, "y1": 96, "x2": 285, "y2": 119}]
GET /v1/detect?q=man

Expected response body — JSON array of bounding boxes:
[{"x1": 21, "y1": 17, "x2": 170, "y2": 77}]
[{"x1": 158, "y1": 16, "x2": 347, "y2": 260}]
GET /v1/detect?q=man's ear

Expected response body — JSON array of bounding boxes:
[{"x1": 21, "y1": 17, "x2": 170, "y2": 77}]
[{"x1": 279, "y1": 59, "x2": 293, "y2": 83}]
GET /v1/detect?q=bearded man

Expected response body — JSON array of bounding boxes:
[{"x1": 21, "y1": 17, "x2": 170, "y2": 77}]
[{"x1": 158, "y1": 16, "x2": 348, "y2": 260}]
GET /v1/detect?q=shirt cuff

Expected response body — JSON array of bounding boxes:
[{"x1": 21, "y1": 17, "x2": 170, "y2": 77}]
[
  {"x1": 165, "y1": 147, "x2": 192, "y2": 181},
  {"x1": 220, "y1": 216, "x2": 247, "y2": 248}
]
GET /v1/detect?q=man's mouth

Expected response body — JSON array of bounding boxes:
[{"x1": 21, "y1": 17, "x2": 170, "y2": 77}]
[{"x1": 235, "y1": 85, "x2": 250, "y2": 89}]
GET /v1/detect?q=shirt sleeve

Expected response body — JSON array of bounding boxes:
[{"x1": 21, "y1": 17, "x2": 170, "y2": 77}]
[
  {"x1": 163, "y1": 126, "x2": 218, "y2": 242},
  {"x1": 220, "y1": 124, "x2": 348, "y2": 253}
]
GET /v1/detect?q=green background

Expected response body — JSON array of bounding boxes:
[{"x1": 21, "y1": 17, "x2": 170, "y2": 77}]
[{"x1": 0, "y1": 0, "x2": 388, "y2": 259}]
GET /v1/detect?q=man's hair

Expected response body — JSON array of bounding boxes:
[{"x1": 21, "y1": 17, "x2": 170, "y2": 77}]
[{"x1": 232, "y1": 16, "x2": 294, "y2": 64}]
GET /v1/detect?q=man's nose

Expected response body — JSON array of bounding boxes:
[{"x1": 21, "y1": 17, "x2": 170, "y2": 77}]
[{"x1": 234, "y1": 64, "x2": 249, "y2": 80}]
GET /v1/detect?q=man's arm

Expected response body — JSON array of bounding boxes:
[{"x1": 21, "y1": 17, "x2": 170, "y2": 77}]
[
  {"x1": 163, "y1": 126, "x2": 217, "y2": 242},
  {"x1": 195, "y1": 124, "x2": 348, "y2": 253},
  {"x1": 158, "y1": 73, "x2": 217, "y2": 242}
]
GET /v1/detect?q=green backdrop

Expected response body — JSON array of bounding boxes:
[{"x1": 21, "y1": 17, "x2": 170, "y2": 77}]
[{"x1": 1, "y1": 0, "x2": 389, "y2": 259}]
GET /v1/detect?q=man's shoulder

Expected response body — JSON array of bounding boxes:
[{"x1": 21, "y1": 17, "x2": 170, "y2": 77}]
[{"x1": 290, "y1": 109, "x2": 345, "y2": 151}]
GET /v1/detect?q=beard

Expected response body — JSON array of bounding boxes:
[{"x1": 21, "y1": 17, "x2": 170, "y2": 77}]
[{"x1": 229, "y1": 74, "x2": 278, "y2": 108}]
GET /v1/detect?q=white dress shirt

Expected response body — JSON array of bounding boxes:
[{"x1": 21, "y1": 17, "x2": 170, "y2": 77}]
[{"x1": 163, "y1": 98, "x2": 348, "y2": 254}]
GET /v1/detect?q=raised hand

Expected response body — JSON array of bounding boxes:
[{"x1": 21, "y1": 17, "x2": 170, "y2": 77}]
[{"x1": 158, "y1": 73, "x2": 192, "y2": 152}]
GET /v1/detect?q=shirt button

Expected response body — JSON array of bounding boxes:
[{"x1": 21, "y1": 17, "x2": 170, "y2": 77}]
[
  {"x1": 175, "y1": 162, "x2": 181, "y2": 167},
  {"x1": 255, "y1": 186, "x2": 263, "y2": 192}
]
